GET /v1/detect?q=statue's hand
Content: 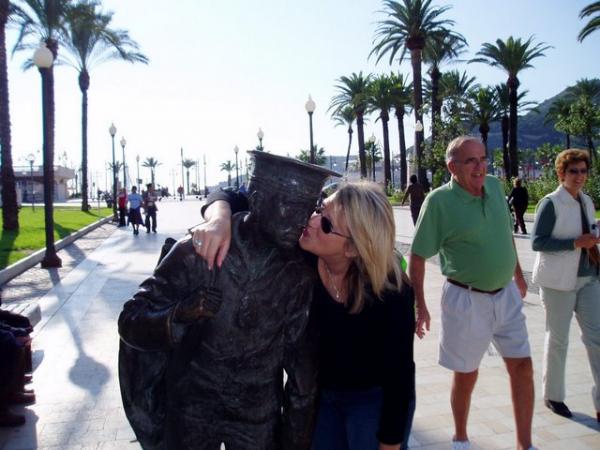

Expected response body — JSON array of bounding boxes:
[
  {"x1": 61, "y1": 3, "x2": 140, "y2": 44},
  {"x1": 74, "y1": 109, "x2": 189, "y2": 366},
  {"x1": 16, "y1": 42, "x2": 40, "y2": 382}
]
[{"x1": 174, "y1": 287, "x2": 222, "y2": 322}]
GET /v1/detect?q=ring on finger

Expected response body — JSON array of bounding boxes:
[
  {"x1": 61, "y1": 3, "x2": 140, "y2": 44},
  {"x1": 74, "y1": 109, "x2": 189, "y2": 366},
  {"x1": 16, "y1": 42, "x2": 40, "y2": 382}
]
[{"x1": 193, "y1": 239, "x2": 203, "y2": 247}]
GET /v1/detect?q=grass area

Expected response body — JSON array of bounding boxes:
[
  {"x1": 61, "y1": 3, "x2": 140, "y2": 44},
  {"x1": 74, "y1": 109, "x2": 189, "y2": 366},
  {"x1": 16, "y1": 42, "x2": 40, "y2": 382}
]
[{"x1": 0, "y1": 206, "x2": 112, "y2": 269}]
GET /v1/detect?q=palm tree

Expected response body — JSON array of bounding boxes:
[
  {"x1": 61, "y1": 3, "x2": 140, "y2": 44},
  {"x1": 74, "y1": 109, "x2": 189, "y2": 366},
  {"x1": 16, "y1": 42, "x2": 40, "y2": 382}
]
[
  {"x1": 332, "y1": 106, "x2": 355, "y2": 174},
  {"x1": 12, "y1": 0, "x2": 72, "y2": 268},
  {"x1": 61, "y1": 0, "x2": 148, "y2": 211},
  {"x1": 367, "y1": 74, "x2": 395, "y2": 192},
  {"x1": 423, "y1": 29, "x2": 467, "y2": 144},
  {"x1": 330, "y1": 72, "x2": 372, "y2": 178},
  {"x1": 439, "y1": 70, "x2": 478, "y2": 119},
  {"x1": 545, "y1": 97, "x2": 574, "y2": 148},
  {"x1": 566, "y1": 78, "x2": 600, "y2": 102},
  {"x1": 182, "y1": 158, "x2": 196, "y2": 193},
  {"x1": 389, "y1": 72, "x2": 412, "y2": 189},
  {"x1": 109, "y1": 160, "x2": 123, "y2": 173},
  {"x1": 466, "y1": 87, "x2": 500, "y2": 172},
  {"x1": 298, "y1": 146, "x2": 327, "y2": 166},
  {"x1": 471, "y1": 36, "x2": 550, "y2": 178},
  {"x1": 0, "y1": 0, "x2": 21, "y2": 230},
  {"x1": 578, "y1": 1, "x2": 600, "y2": 42},
  {"x1": 372, "y1": 0, "x2": 455, "y2": 185},
  {"x1": 142, "y1": 157, "x2": 160, "y2": 186},
  {"x1": 220, "y1": 160, "x2": 235, "y2": 186}
]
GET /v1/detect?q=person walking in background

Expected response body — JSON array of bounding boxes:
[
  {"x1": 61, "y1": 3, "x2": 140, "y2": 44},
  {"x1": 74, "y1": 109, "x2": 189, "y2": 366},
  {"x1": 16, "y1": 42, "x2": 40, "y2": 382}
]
[
  {"x1": 409, "y1": 136, "x2": 536, "y2": 450},
  {"x1": 127, "y1": 186, "x2": 144, "y2": 236},
  {"x1": 508, "y1": 178, "x2": 529, "y2": 234},
  {"x1": 531, "y1": 149, "x2": 600, "y2": 421},
  {"x1": 143, "y1": 183, "x2": 158, "y2": 234},
  {"x1": 117, "y1": 188, "x2": 128, "y2": 227},
  {"x1": 401, "y1": 175, "x2": 425, "y2": 225}
]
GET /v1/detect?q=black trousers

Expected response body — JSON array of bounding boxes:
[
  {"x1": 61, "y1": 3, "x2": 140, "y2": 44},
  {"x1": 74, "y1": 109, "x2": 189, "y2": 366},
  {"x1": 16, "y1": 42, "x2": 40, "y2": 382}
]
[
  {"x1": 119, "y1": 207, "x2": 127, "y2": 226},
  {"x1": 513, "y1": 206, "x2": 527, "y2": 233},
  {"x1": 145, "y1": 207, "x2": 157, "y2": 232}
]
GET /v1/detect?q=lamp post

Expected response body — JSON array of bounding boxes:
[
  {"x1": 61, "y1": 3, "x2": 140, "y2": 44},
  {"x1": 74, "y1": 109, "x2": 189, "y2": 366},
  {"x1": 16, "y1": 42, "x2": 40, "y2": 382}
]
[
  {"x1": 109, "y1": 123, "x2": 118, "y2": 221},
  {"x1": 415, "y1": 119, "x2": 424, "y2": 185},
  {"x1": 26, "y1": 153, "x2": 35, "y2": 211},
  {"x1": 305, "y1": 95, "x2": 316, "y2": 163},
  {"x1": 180, "y1": 147, "x2": 185, "y2": 197},
  {"x1": 234, "y1": 145, "x2": 240, "y2": 188},
  {"x1": 33, "y1": 42, "x2": 61, "y2": 268},
  {"x1": 136, "y1": 154, "x2": 140, "y2": 191},
  {"x1": 257, "y1": 128, "x2": 264, "y2": 151},
  {"x1": 120, "y1": 136, "x2": 127, "y2": 190}
]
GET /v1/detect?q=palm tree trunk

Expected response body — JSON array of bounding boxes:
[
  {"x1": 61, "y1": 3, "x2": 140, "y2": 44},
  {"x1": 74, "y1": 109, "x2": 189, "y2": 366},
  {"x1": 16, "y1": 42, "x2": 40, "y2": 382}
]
[
  {"x1": 508, "y1": 77, "x2": 519, "y2": 178},
  {"x1": 397, "y1": 109, "x2": 408, "y2": 190},
  {"x1": 501, "y1": 114, "x2": 510, "y2": 177},
  {"x1": 566, "y1": 133, "x2": 571, "y2": 149},
  {"x1": 151, "y1": 170, "x2": 155, "y2": 186},
  {"x1": 345, "y1": 126, "x2": 353, "y2": 173},
  {"x1": 381, "y1": 111, "x2": 391, "y2": 193},
  {"x1": 479, "y1": 123, "x2": 492, "y2": 174},
  {"x1": 430, "y1": 67, "x2": 441, "y2": 146},
  {"x1": 410, "y1": 47, "x2": 426, "y2": 186},
  {"x1": 79, "y1": 70, "x2": 90, "y2": 211},
  {"x1": 0, "y1": 0, "x2": 19, "y2": 230},
  {"x1": 186, "y1": 170, "x2": 190, "y2": 192},
  {"x1": 356, "y1": 112, "x2": 367, "y2": 178}
]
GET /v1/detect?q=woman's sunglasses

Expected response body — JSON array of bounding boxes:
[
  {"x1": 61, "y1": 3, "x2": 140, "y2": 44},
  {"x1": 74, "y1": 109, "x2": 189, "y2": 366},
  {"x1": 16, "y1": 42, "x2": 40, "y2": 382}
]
[{"x1": 314, "y1": 206, "x2": 351, "y2": 239}]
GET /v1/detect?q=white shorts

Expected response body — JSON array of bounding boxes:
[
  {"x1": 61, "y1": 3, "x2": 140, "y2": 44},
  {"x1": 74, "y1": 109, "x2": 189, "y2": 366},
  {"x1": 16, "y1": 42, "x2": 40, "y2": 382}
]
[{"x1": 439, "y1": 280, "x2": 531, "y2": 373}]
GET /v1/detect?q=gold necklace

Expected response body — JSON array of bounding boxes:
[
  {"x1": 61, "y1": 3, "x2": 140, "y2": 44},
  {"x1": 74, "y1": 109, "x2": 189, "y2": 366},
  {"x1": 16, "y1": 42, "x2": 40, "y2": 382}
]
[{"x1": 324, "y1": 263, "x2": 341, "y2": 301}]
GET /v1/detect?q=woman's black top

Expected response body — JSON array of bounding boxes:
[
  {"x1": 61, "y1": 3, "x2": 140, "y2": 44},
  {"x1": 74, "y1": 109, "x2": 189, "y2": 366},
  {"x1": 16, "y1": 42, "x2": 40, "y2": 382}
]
[
  {"x1": 203, "y1": 189, "x2": 416, "y2": 445},
  {"x1": 508, "y1": 186, "x2": 529, "y2": 210}
]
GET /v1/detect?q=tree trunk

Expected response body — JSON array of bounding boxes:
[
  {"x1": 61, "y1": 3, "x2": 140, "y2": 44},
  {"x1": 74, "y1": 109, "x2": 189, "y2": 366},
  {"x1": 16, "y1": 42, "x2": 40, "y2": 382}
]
[
  {"x1": 479, "y1": 122, "x2": 492, "y2": 174},
  {"x1": 409, "y1": 47, "x2": 426, "y2": 187},
  {"x1": 396, "y1": 109, "x2": 408, "y2": 190},
  {"x1": 344, "y1": 125, "x2": 353, "y2": 174},
  {"x1": 356, "y1": 112, "x2": 367, "y2": 178},
  {"x1": 381, "y1": 110, "x2": 391, "y2": 193},
  {"x1": 0, "y1": 1, "x2": 19, "y2": 230},
  {"x1": 430, "y1": 67, "x2": 441, "y2": 147},
  {"x1": 566, "y1": 133, "x2": 571, "y2": 149},
  {"x1": 79, "y1": 70, "x2": 90, "y2": 211},
  {"x1": 501, "y1": 114, "x2": 510, "y2": 178},
  {"x1": 508, "y1": 76, "x2": 520, "y2": 178}
]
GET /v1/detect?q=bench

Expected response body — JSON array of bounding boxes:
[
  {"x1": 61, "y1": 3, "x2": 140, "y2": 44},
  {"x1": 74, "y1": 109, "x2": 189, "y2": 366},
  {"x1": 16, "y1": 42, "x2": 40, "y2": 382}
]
[{"x1": 0, "y1": 302, "x2": 41, "y2": 327}]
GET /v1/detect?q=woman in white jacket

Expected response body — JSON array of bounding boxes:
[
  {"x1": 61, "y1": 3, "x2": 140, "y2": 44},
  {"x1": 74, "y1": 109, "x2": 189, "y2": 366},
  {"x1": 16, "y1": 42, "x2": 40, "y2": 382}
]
[{"x1": 532, "y1": 149, "x2": 600, "y2": 421}]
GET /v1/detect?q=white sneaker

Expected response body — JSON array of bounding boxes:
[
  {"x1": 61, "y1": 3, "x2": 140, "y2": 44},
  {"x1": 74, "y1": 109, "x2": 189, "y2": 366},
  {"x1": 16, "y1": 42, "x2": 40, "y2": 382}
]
[{"x1": 451, "y1": 440, "x2": 470, "y2": 450}]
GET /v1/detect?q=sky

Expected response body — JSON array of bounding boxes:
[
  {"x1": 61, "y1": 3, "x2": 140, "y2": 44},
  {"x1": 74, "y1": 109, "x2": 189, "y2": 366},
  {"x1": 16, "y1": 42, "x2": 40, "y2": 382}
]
[{"x1": 5, "y1": 0, "x2": 600, "y2": 191}]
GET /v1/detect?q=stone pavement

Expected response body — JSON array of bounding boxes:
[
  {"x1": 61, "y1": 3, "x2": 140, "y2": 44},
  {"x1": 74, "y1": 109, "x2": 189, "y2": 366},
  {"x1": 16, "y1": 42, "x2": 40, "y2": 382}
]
[{"x1": 0, "y1": 201, "x2": 598, "y2": 449}]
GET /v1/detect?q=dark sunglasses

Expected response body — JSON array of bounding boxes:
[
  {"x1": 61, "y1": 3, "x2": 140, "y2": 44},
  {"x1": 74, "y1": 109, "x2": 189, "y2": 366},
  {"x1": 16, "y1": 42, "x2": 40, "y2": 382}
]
[
  {"x1": 567, "y1": 168, "x2": 588, "y2": 175},
  {"x1": 314, "y1": 206, "x2": 351, "y2": 239}
]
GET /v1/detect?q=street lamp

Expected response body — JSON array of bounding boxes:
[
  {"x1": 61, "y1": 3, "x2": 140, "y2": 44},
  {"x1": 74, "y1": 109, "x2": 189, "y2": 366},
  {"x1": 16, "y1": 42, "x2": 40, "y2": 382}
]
[
  {"x1": 257, "y1": 128, "x2": 264, "y2": 151},
  {"x1": 109, "y1": 123, "x2": 118, "y2": 221},
  {"x1": 136, "y1": 154, "x2": 140, "y2": 191},
  {"x1": 33, "y1": 42, "x2": 61, "y2": 268},
  {"x1": 120, "y1": 136, "x2": 127, "y2": 190},
  {"x1": 415, "y1": 120, "x2": 424, "y2": 133},
  {"x1": 234, "y1": 145, "x2": 240, "y2": 188},
  {"x1": 26, "y1": 153, "x2": 36, "y2": 211},
  {"x1": 305, "y1": 95, "x2": 316, "y2": 163}
]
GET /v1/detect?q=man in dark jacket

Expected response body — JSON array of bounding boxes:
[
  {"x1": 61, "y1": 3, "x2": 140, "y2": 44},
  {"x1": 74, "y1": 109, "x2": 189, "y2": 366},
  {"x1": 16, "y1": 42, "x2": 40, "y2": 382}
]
[{"x1": 118, "y1": 151, "x2": 337, "y2": 450}]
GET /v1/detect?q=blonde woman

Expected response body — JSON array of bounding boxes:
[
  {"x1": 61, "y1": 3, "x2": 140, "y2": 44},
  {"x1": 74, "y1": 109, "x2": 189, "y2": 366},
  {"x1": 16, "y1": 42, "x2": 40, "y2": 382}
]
[
  {"x1": 195, "y1": 182, "x2": 416, "y2": 450},
  {"x1": 532, "y1": 149, "x2": 600, "y2": 421}
]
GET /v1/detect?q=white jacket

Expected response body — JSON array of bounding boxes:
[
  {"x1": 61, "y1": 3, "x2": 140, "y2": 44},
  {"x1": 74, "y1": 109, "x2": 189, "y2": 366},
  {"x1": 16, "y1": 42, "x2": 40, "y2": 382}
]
[{"x1": 532, "y1": 185, "x2": 597, "y2": 291}]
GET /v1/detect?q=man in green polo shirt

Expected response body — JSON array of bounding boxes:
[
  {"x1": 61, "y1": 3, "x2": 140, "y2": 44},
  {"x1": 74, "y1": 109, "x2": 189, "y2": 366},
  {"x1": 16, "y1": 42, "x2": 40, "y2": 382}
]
[{"x1": 409, "y1": 136, "x2": 536, "y2": 450}]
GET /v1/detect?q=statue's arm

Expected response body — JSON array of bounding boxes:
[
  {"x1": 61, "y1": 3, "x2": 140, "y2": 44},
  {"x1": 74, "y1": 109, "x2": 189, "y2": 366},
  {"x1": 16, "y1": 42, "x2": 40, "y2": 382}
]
[
  {"x1": 118, "y1": 239, "x2": 222, "y2": 352},
  {"x1": 281, "y1": 284, "x2": 319, "y2": 450}
]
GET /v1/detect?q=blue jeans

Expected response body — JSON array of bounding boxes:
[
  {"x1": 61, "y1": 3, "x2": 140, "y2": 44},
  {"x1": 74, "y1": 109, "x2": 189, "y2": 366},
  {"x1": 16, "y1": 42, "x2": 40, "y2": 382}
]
[{"x1": 311, "y1": 388, "x2": 415, "y2": 450}]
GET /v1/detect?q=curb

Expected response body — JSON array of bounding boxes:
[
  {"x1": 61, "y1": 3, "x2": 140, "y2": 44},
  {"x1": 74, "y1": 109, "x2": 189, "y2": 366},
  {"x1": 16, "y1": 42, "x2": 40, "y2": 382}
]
[{"x1": 0, "y1": 215, "x2": 113, "y2": 286}]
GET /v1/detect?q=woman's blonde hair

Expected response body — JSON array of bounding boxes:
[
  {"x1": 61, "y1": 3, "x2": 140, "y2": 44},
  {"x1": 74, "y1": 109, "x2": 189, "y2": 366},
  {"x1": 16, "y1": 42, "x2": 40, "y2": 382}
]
[{"x1": 330, "y1": 181, "x2": 403, "y2": 313}]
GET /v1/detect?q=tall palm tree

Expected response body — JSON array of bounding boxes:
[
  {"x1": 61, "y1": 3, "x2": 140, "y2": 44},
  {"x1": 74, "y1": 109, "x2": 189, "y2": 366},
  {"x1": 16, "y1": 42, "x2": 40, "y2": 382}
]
[
  {"x1": 298, "y1": 146, "x2": 327, "y2": 166},
  {"x1": 330, "y1": 72, "x2": 372, "y2": 178},
  {"x1": 389, "y1": 72, "x2": 412, "y2": 189},
  {"x1": 545, "y1": 97, "x2": 574, "y2": 148},
  {"x1": 466, "y1": 87, "x2": 500, "y2": 172},
  {"x1": 61, "y1": 0, "x2": 148, "y2": 211},
  {"x1": 578, "y1": 1, "x2": 600, "y2": 42},
  {"x1": 471, "y1": 36, "x2": 550, "y2": 178},
  {"x1": 220, "y1": 160, "x2": 235, "y2": 186},
  {"x1": 13, "y1": 0, "x2": 72, "y2": 268},
  {"x1": 332, "y1": 106, "x2": 355, "y2": 174},
  {"x1": 371, "y1": 0, "x2": 455, "y2": 186},
  {"x1": 182, "y1": 158, "x2": 196, "y2": 193},
  {"x1": 0, "y1": 0, "x2": 21, "y2": 230},
  {"x1": 423, "y1": 29, "x2": 467, "y2": 144},
  {"x1": 566, "y1": 78, "x2": 600, "y2": 102},
  {"x1": 367, "y1": 74, "x2": 395, "y2": 192},
  {"x1": 142, "y1": 157, "x2": 160, "y2": 186},
  {"x1": 439, "y1": 70, "x2": 478, "y2": 119}
]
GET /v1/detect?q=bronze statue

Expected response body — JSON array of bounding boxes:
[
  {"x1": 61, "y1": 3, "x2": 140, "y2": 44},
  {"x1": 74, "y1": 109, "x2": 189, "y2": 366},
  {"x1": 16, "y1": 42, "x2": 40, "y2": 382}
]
[{"x1": 118, "y1": 151, "x2": 337, "y2": 450}]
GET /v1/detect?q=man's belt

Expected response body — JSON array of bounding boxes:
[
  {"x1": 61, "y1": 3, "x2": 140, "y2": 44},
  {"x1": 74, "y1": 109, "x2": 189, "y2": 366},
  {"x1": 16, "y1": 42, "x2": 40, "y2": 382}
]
[{"x1": 447, "y1": 278, "x2": 503, "y2": 295}]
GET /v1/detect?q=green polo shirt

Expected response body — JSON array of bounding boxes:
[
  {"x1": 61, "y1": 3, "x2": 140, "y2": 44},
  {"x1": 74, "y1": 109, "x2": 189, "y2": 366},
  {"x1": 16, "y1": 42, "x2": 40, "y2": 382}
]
[{"x1": 411, "y1": 175, "x2": 517, "y2": 291}]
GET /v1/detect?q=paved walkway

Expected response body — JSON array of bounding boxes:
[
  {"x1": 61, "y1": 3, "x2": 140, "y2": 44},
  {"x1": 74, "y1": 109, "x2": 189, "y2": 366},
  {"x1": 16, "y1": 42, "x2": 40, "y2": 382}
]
[{"x1": 0, "y1": 201, "x2": 598, "y2": 449}]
